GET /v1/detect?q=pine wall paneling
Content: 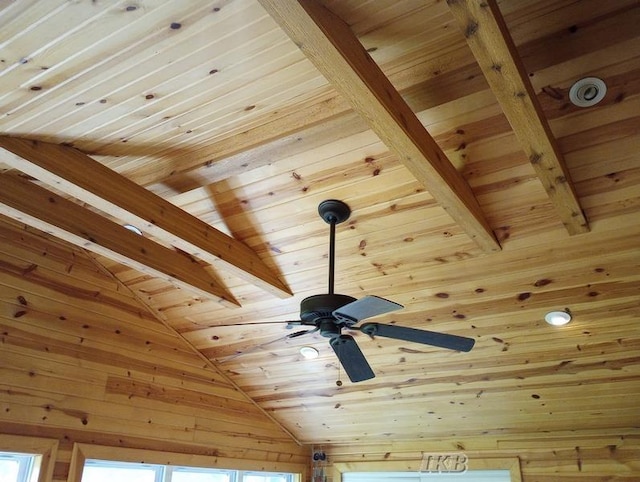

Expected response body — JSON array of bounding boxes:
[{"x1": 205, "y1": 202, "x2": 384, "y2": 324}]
[{"x1": 0, "y1": 217, "x2": 308, "y2": 482}]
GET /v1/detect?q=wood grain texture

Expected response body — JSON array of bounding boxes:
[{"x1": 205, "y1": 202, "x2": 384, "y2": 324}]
[
  {"x1": 0, "y1": 218, "x2": 306, "y2": 479},
  {"x1": 325, "y1": 437, "x2": 640, "y2": 482},
  {"x1": 446, "y1": 0, "x2": 589, "y2": 235},
  {"x1": 0, "y1": 136, "x2": 291, "y2": 298},
  {"x1": 257, "y1": 0, "x2": 500, "y2": 253},
  {"x1": 0, "y1": 1, "x2": 639, "y2": 480},
  {"x1": 0, "y1": 172, "x2": 239, "y2": 306}
]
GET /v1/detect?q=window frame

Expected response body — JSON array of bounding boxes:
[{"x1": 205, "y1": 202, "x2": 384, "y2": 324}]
[
  {"x1": 236, "y1": 470, "x2": 295, "y2": 482},
  {"x1": 67, "y1": 443, "x2": 304, "y2": 482},
  {"x1": 0, "y1": 434, "x2": 59, "y2": 482},
  {"x1": 332, "y1": 457, "x2": 522, "y2": 482},
  {"x1": 0, "y1": 452, "x2": 36, "y2": 482},
  {"x1": 164, "y1": 464, "x2": 235, "y2": 482}
]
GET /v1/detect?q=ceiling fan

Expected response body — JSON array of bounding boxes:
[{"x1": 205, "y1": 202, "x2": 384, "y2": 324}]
[{"x1": 272, "y1": 199, "x2": 475, "y2": 383}]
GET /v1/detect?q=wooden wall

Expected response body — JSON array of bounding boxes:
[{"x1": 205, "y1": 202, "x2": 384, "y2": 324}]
[
  {"x1": 1, "y1": 213, "x2": 638, "y2": 481},
  {"x1": 0, "y1": 216, "x2": 307, "y2": 481},
  {"x1": 322, "y1": 434, "x2": 640, "y2": 481}
]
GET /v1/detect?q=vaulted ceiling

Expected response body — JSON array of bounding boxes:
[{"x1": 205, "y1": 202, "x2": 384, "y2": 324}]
[{"x1": 1, "y1": 0, "x2": 639, "y2": 445}]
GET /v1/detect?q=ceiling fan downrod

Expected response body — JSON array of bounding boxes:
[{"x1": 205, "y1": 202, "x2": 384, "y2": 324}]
[
  {"x1": 317, "y1": 199, "x2": 351, "y2": 295},
  {"x1": 298, "y1": 200, "x2": 356, "y2": 333}
]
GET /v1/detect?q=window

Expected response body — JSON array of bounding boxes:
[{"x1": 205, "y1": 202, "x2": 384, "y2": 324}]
[
  {"x1": 80, "y1": 459, "x2": 295, "y2": 482},
  {"x1": 168, "y1": 466, "x2": 233, "y2": 482},
  {"x1": 0, "y1": 435, "x2": 58, "y2": 482},
  {"x1": 0, "y1": 452, "x2": 40, "y2": 482},
  {"x1": 82, "y1": 460, "x2": 162, "y2": 482},
  {"x1": 238, "y1": 473, "x2": 292, "y2": 482},
  {"x1": 69, "y1": 444, "x2": 304, "y2": 482}
]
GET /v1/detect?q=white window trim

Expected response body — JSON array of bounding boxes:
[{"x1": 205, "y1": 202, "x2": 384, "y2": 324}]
[
  {"x1": 67, "y1": 443, "x2": 304, "y2": 482},
  {"x1": 164, "y1": 464, "x2": 235, "y2": 482},
  {"x1": 0, "y1": 434, "x2": 59, "y2": 482},
  {"x1": 332, "y1": 457, "x2": 522, "y2": 482},
  {"x1": 81, "y1": 459, "x2": 293, "y2": 482}
]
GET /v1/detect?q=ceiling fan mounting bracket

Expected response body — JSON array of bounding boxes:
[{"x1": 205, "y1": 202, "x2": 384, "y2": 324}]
[
  {"x1": 359, "y1": 323, "x2": 377, "y2": 337},
  {"x1": 318, "y1": 199, "x2": 351, "y2": 224}
]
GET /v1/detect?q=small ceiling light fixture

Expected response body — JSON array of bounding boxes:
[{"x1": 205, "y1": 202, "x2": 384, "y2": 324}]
[
  {"x1": 299, "y1": 346, "x2": 319, "y2": 359},
  {"x1": 123, "y1": 224, "x2": 143, "y2": 235},
  {"x1": 569, "y1": 77, "x2": 607, "y2": 107},
  {"x1": 544, "y1": 309, "x2": 572, "y2": 326}
]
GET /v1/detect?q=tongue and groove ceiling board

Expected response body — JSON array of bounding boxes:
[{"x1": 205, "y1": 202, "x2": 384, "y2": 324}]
[{"x1": 0, "y1": 0, "x2": 639, "y2": 447}]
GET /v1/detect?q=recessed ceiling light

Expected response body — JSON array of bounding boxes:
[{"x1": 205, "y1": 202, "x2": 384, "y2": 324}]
[
  {"x1": 299, "y1": 346, "x2": 319, "y2": 359},
  {"x1": 123, "y1": 224, "x2": 143, "y2": 235},
  {"x1": 569, "y1": 77, "x2": 606, "y2": 107},
  {"x1": 544, "y1": 310, "x2": 572, "y2": 326}
]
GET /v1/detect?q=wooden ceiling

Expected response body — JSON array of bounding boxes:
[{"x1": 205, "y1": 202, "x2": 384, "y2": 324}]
[{"x1": 1, "y1": 0, "x2": 639, "y2": 446}]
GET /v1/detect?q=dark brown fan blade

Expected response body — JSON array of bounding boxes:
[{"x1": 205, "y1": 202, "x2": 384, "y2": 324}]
[
  {"x1": 359, "y1": 323, "x2": 475, "y2": 352},
  {"x1": 329, "y1": 334, "x2": 375, "y2": 382}
]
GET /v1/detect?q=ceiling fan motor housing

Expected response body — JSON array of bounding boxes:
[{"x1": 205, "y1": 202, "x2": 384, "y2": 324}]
[{"x1": 300, "y1": 293, "x2": 357, "y2": 336}]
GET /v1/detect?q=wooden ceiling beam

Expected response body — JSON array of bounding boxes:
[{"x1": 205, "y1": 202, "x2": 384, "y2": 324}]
[
  {"x1": 0, "y1": 172, "x2": 240, "y2": 307},
  {"x1": 446, "y1": 0, "x2": 589, "y2": 235},
  {"x1": 257, "y1": 0, "x2": 500, "y2": 253},
  {"x1": 0, "y1": 136, "x2": 292, "y2": 298}
]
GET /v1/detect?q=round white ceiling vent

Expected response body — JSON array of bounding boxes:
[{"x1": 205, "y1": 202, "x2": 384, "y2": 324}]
[{"x1": 569, "y1": 77, "x2": 607, "y2": 107}]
